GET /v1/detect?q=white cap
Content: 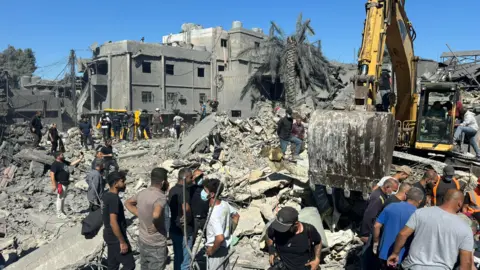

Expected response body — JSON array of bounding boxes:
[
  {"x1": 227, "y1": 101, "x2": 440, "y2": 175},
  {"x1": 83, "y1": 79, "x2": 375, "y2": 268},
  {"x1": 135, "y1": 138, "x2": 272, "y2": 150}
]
[
  {"x1": 155, "y1": 108, "x2": 160, "y2": 111},
  {"x1": 105, "y1": 112, "x2": 109, "y2": 116}
]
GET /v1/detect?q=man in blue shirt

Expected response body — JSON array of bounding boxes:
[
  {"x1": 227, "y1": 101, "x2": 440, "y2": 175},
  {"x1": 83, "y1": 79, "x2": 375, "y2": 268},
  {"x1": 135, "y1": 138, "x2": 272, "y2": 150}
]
[{"x1": 372, "y1": 187, "x2": 424, "y2": 269}]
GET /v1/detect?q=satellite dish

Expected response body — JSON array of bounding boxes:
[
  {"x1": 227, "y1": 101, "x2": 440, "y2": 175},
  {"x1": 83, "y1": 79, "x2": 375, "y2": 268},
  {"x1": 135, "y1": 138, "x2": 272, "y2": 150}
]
[{"x1": 89, "y1": 42, "x2": 99, "y2": 51}]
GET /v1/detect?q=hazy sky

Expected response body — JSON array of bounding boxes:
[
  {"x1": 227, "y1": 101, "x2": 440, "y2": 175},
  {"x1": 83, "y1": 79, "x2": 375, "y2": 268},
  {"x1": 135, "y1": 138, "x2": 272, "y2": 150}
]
[{"x1": 1, "y1": 0, "x2": 479, "y2": 79}]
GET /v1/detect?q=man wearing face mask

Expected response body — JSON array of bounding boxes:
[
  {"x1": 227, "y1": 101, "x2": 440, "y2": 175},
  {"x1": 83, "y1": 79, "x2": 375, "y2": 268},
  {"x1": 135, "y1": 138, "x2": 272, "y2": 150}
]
[
  {"x1": 360, "y1": 178, "x2": 399, "y2": 269},
  {"x1": 432, "y1": 165, "x2": 462, "y2": 206},
  {"x1": 277, "y1": 108, "x2": 302, "y2": 161},
  {"x1": 125, "y1": 168, "x2": 169, "y2": 270},
  {"x1": 202, "y1": 178, "x2": 240, "y2": 270},
  {"x1": 86, "y1": 159, "x2": 105, "y2": 212},
  {"x1": 462, "y1": 178, "x2": 480, "y2": 223},
  {"x1": 413, "y1": 170, "x2": 438, "y2": 208},
  {"x1": 387, "y1": 189, "x2": 474, "y2": 269},
  {"x1": 189, "y1": 169, "x2": 210, "y2": 247},
  {"x1": 266, "y1": 207, "x2": 322, "y2": 270}
]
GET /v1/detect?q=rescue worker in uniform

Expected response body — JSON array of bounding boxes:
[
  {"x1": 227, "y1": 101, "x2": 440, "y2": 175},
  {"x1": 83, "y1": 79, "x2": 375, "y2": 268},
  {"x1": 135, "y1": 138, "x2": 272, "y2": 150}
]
[
  {"x1": 432, "y1": 165, "x2": 462, "y2": 206},
  {"x1": 99, "y1": 113, "x2": 111, "y2": 141},
  {"x1": 79, "y1": 115, "x2": 94, "y2": 150},
  {"x1": 139, "y1": 109, "x2": 151, "y2": 139},
  {"x1": 111, "y1": 113, "x2": 122, "y2": 140},
  {"x1": 463, "y1": 177, "x2": 480, "y2": 223},
  {"x1": 121, "y1": 113, "x2": 130, "y2": 141},
  {"x1": 152, "y1": 108, "x2": 163, "y2": 135}
]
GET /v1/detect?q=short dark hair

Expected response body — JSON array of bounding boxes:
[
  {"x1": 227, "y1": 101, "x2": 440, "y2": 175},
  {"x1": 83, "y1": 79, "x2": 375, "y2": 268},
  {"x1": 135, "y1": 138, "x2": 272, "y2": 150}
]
[
  {"x1": 178, "y1": 167, "x2": 191, "y2": 181},
  {"x1": 54, "y1": 151, "x2": 63, "y2": 159},
  {"x1": 107, "y1": 171, "x2": 125, "y2": 187},
  {"x1": 383, "y1": 178, "x2": 399, "y2": 189},
  {"x1": 423, "y1": 170, "x2": 437, "y2": 181},
  {"x1": 406, "y1": 187, "x2": 424, "y2": 202},
  {"x1": 95, "y1": 159, "x2": 104, "y2": 169},
  {"x1": 203, "y1": 178, "x2": 223, "y2": 195},
  {"x1": 151, "y1": 167, "x2": 168, "y2": 185}
]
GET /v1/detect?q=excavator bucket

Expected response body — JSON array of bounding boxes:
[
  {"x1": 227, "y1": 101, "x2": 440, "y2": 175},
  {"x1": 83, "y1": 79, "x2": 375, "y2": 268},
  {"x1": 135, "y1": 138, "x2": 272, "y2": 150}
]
[{"x1": 308, "y1": 110, "x2": 396, "y2": 194}]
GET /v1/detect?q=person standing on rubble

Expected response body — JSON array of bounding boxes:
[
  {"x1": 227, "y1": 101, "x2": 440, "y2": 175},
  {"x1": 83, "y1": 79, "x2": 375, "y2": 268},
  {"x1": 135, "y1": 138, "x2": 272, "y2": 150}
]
[
  {"x1": 86, "y1": 159, "x2": 105, "y2": 212},
  {"x1": 168, "y1": 168, "x2": 194, "y2": 270},
  {"x1": 126, "y1": 112, "x2": 135, "y2": 141},
  {"x1": 102, "y1": 139, "x2": 119, "y2": 177},
  {"x1": 266, "y1": 207, "x2": 322, "y2": 270},
  {"x1": 48, "y1": 123, "x2": 59, "y2": 154},
  {"x1": 30, "y1": 111, "x2": 43, "y2": 148},
  {"x1": 413, "y1": 170, "x2": 438, "y2": 208},
  {"x1": 200, "y1": 101, "x2": 207, "y2": 121},
  {"x1": 125, "y1": 168, "x2": 169, "y2": 270},
  {"x1": 50, "y1": 151, "x2": 84, "y2": 219},
  {"x1": 79, "y1": 116, "x2": 94, "y2": 150},
  {"x1": 373, "y1": 165, "x2": 412, "y2": 191},
  {"x1": 360, "y1": 178, "x2": 399, "y2": 269},
  {"x1": 139, "y1": 109, "x2": 151, "y2": 139},
  {"x1": 202, "y1": 178, "x2": 240, "y2": 270},
  {"x1": 432, "y1": 165, "x2": 462, "y2": 206},
  {"x1": 277, "y1": 108, "x2": 302, "y2": 161},
  {"x1": 103, "y1": 171, "x2": 135, "y2": 270},
  {"x1": 152, "y1": 108, "x2": 163, "y2": 136},
  {"x1": 454, "y1": 108, "x2": 480, "y2": 159},
  {"x1": 291, "y1": 114, "x2": 305, "y2": 152},
  {"x1": 387, "y1": 189, "x2": 474, "y2": 269},
  {"x1": 209, "y1": 99, "x2": 219, "y2": 113},
  {"x1": 190, "y1": 169, "x2": 210, "y2": 247},
  {"x1": 384, "y1": 182, "x2": 412, "y2": 208},
  {"x1": 173, "y1": 112, "x2": 184, "y2": 140},
  {"x1": 99, "y1": 113, "x2": 112, "y2": 141},
  {"x1": 373, "y1": 187, "x2": 424, "y2": 269},
  {"x1": 111, "y1": 113, "x2": 122, "y2": 140}
]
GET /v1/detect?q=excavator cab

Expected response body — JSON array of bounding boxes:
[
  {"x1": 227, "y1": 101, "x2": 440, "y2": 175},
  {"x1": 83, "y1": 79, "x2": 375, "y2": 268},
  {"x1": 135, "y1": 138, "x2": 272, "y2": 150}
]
[{"x1": 414, "y1": 82, "x2": 460, "y2": 152}]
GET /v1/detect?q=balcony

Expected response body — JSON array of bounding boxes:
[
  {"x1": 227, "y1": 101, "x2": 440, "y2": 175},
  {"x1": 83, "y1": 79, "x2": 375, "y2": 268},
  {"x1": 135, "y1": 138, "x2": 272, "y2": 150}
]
[{"x1": 91, "y1": 74, "x2": 107, "y2": 86}]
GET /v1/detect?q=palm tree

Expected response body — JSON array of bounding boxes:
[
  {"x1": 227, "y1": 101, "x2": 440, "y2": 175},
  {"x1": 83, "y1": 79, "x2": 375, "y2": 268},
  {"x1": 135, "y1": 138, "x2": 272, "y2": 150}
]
[{"x1": 238, "y1": 13, "x2": 343, "y2": 108}]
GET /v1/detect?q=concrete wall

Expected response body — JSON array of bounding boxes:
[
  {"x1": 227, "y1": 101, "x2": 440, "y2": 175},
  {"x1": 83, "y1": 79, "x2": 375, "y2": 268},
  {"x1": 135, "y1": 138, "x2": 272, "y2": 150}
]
[{"x1": 131, "y1": 55, "x2": 162, "y2": 111}]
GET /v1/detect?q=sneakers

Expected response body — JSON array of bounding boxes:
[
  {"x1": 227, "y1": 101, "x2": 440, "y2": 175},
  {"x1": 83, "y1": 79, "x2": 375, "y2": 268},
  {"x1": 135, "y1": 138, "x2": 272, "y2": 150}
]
[{"x1": 57, "y1": 213, "x2": 67, "y2": 220}]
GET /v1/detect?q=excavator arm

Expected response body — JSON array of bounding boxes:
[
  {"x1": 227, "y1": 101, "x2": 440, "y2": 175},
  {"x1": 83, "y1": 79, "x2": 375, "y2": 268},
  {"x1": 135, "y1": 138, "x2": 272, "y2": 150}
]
[{"x1": 308, "y1": 0, "x2": 417, "y2": 194}]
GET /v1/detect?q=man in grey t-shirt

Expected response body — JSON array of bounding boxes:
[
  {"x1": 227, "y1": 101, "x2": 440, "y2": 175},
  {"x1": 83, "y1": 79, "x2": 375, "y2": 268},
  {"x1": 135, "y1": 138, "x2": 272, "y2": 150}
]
[{"x1": 387, "y1": 189, "x2": 474, "y2": 269}]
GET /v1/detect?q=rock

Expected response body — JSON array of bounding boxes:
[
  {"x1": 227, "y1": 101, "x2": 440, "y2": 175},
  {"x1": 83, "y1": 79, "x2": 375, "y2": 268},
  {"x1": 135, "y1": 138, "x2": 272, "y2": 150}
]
[
  {"x1": 29, "y1": 161, "x2": 45, "y2": 178},
  {"x1": 248, "y1": 170, "x2": 264, "y2": 182},
  {"x1": 253, "y1": 126, "x2": 263, "y2": 134},
  {"x1": 135, "y1": 178, "x2": 146, "y2": 190},
  {"x1": 161, "y1": 160, "x2": 175, "y2": 172},
  {"x1": 74, "y1": 180, "x2": 89, "y2": 191},
  {"x1": 234, "y1": 207, "x2": 264, "y2": 237},
  {"x1": 249, "y1": 177, "x2": 290, "y2": 198}
]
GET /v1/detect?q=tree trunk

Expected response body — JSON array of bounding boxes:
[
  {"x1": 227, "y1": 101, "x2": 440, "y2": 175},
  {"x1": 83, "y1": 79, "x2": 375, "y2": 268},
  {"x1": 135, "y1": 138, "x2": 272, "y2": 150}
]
[{"x1": 285, "y1": 38, "x2": 297, "y2": 108}]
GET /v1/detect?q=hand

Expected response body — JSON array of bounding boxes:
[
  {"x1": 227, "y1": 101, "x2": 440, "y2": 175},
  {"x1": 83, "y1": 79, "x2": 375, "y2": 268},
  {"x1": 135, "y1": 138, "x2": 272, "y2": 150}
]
[
  {"x1": 305, "y1": 258, "x2": 320, "y2": 270},
  {"x1": 269, "y1": 254, "x2": 275, "y2": 266},
  {"x1": 51, "y1": 185, "x2": 57, "y2": 193},
  {"x1": 372, "y1": 242, "x2": 379, "y2": 255},
  {"x1": 32, "y1": 128, "x2": 35, "y2": 132},
  {"x1": 120, "y1": 242, "x2": 128, "y2": 254},
  {"x1": 179, "y1": 215, "x2": 185, "y2": 227},
  {"x1": 387, "y1": 254, "x2": 399, "y2": 267},
  {"x1": 360, "y1": 236, "x2": 369, "y2": 244},
  {"x1": 206, "y1": 246, "x2": 214, "y2": 256}
]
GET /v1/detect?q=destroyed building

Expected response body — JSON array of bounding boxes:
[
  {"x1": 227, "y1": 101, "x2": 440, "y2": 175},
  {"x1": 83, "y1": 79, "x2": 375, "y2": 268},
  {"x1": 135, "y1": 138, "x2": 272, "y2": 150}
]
[{"x1": 77, "y1": 21, "x2": 268, "y2": 118}]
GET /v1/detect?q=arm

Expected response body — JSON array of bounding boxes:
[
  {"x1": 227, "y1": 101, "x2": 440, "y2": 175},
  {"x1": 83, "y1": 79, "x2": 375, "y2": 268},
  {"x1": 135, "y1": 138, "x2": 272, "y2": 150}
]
[
  {"x1": 373, "y1": 222, "x2": 383, "y2": 245},
  {"x1": 69, "y1": 155, "x2": 84, "y2": 166},
  {"x1": 391, "y1": 226, "x2": 415, "y2": 256},
  {"x1": 109, "y1": 213, "x2": 127, "y2": 244},
  {"x1": 459, "y1": 249, "x2": 473, "y2": 270},
  {"x1": 359, "y1": 198, "x2": 383, "y2": 242},
  {"x1": 50, "y1": 171, "x2": 57, "y2": 189},
  {"x1": 124, "y1": 196, "x2": 138, "y2": 217},
  {"x1": 207, "y1": 234, "x2": 225, "y2": 256}
]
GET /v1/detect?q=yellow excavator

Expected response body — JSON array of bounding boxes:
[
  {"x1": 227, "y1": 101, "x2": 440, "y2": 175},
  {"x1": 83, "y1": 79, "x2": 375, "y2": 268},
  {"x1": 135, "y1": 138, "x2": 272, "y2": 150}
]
[{"x1": 308, "y1": 0, "x2": 463, "y2": 226}]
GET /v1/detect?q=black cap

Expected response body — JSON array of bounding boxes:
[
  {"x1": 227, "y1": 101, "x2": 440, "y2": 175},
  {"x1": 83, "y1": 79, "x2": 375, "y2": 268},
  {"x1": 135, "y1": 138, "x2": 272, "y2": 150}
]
[
  {"x1": 443, "y1": 165, "x2": 455, "y2": 177},
  {"x1": 286, "y1": 108, "x2": 293, "y2": 115},
  {"x1": 271, "y1": 207, "x2": 298, "y2": 233}
]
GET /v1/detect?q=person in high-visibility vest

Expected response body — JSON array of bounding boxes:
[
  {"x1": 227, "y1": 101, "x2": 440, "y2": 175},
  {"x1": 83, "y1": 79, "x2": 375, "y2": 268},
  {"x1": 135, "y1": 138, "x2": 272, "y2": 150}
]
[
  {"x1": 463, "y1": 177, "x2": 480, "y2": 223},
  {"x1": 432, "y1": 165, "x2": 461, "y2": 206}
]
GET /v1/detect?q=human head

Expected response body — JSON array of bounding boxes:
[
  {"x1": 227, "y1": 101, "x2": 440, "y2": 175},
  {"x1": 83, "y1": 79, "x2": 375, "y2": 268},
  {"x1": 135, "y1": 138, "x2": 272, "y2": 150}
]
[
  {"x1": 271, "y1": 207, "x2": 300, "y2": 233},
  {"x1": 105, "y1": 112, "x2": 109, "y2": 116},
  {"x1": 294, "y1": 114, "x2": 302, "y2": 123},
  {"x1": 54, "y1": 151, "x2": 64, "y2": 162},
  {"x1": 95, "y1": 145, "x2": 104, "y2": 158},
  {"x1": 51, "y1": 123, "x2": 57, "y2": 128},
  {"x1": 178, "y1": 167, "x2": 193, "y2": 186},
  {"x1": 397, "y1": 182, "x2": 412, "y2": 200},
  {"x1": 406, "y1": 186, "x2": 424, "y2": 207},
  {"x1": 382, "y1": 178, "x2": 399, "y2": 195},
  {"x1": 95, "y1": 159, "x2": 105, "y2": 171},
  {"x1": 155, "y1": 108, "x2": 160, "y2": 112},
  {"x1": 142, "y1": 109, "x2": 147, "y2": 113},
  {"x1": 107, "y1": 171, "x2": 126, "y2": 192},
  {"x1": 286, "y1": 108, "x2": 293, "y2": 118},
  {"x1": 105, "y1": 139, "x2": 112, "y2": 147},
  {"x1": 459, "y1": 107, "x2": 467, "y2": 117},
  {"x1": 36, "y1": 111, "x2": 41, "y2": 117},
  {"x1": 443, "y1": 165, "x2": 455, "y2": 182},
  {"x1": 442, "y1": 189, "x2": 464, "y2": 213},
  {"x1": 151, "y1": 167, "x2": 169, "y2": 191},
  {"x1": 202, "y1": 178, "x2": 223, "y2": 206},
  {"x1": 192, "y1": 169, "x2": 204, "y2": 186},
  {"x1": 395, "y1": 166, "x2": 412, "y2": 181},
  {"x1": 432, "y1": 101, "x2": 442, "y2": 110}
]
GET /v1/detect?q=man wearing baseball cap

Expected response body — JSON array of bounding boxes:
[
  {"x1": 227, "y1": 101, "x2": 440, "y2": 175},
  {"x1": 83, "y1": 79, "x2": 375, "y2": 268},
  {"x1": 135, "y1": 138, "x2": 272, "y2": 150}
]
[
  {"x1": 266, "y1": 207, "x2": 322, "y2": 270},
  {"x1": 373, "y1": 165, "x2": 412, "y2": 191},
  {"x1": 432, "y1": 165, "x2": 462, "y2": 206}
]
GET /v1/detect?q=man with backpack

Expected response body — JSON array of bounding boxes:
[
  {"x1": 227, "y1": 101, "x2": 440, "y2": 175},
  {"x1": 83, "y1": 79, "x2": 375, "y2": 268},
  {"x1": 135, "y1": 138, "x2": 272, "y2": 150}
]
[{"x1": 266, "y1": 207, "x2": 322, "y2": 270}]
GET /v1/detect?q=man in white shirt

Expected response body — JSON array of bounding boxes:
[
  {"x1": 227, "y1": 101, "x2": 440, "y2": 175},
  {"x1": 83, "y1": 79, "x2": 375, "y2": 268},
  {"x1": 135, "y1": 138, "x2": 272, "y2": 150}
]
[
  {"x1": 173, "y1": 112, "x2": 184, "y2": 140},
  {"x1": 455, "y1": 108, "x2": 480, "y2": 159},
  {"x1": 373, "y1": 165, "x2": 412, "y2": 191},
  {"x1": 202, "y1": 178, "x2": 240, "y2": 270}
]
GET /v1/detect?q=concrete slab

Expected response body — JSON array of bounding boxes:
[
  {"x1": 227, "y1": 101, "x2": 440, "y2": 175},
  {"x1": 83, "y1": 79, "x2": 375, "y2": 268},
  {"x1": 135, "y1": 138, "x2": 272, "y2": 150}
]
[
  {"x1": 7, "y1": 225, "x2": 104, "y2": 270},
  {"x1": 234, "y1": 206, "x2": 264, "y2": 237},
  {"x1": 179, "y1": 114, "x2": 218, "y2": 157}
]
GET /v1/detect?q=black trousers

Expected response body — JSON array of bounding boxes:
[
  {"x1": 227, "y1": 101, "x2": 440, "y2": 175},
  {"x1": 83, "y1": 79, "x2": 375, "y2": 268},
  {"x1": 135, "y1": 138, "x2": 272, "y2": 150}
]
[
  {"x1": 33, "y1": 130, "x2": 42, "y2": 147},
  {"x1": 81, "y1": 133, "x2": 94, "y2": 149},
  {"x1": 174, "y1": 125, "x2": 181, "y2": 139},
  {"x1": 192, "y1": 217, "x2": 206, "y2": 247},
  {"x1": 107, "y1": 242, "x2": 135, "y2": 270},
  {"x1": 51, "y1": 140, "x2": 58, "y2": 153}
]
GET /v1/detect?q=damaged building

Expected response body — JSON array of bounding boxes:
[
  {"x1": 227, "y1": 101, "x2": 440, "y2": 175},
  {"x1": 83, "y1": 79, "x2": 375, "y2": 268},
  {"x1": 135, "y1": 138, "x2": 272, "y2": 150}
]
[{"x1": 77, "y1": 21, "x2": 267, "y2": 118}]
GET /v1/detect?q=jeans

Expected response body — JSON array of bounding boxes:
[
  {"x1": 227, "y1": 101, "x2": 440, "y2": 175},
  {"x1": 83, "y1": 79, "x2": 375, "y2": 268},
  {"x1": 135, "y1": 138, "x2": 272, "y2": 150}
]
[
  {"x1": 56, "y1": 184, "x2": 68, "y2": 214},
  {"x1": 139, "y1": 240, "x2": 168, "y2": 270},
  {"x1": 81, "y1": 133, "x2": 94, "y2": 149},
  {"x1": 280, "y1": 137, "x2": 302, "y2": 156},
  {"x1": 140, "y1": 125, "x2": 151, "y2": 139},
  {"x1": 170, "y1": 231, "x2": 193, "y2": 270},
  {"x1": 107, "y1": 242, "x2": 135, "y2": 270},
  {"x1": 113, "y1": 126, "x2": 122, "y2": 139},
  {"x1": 175, "y1": 125, "x2": 181, "y2": 140},
  {"x1": 454, "y1": 126, "x2": 480, "y2": 156}
]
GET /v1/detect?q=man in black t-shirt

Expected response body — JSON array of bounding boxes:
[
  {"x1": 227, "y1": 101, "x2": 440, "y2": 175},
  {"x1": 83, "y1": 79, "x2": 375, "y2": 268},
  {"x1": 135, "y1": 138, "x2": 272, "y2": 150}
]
[
  {"x1": 190, "y1": 169, "x2": 210, "y2": 247},
  {"x1": 101, "y1": 140, "x2": 119, "y2": 177},
  {"x1": 50, "y1": 151, "x2": 84, "y2": 219},
  {"x1": 266, "y1": 207, "x2": 322, "y2": 270},
  {"x1": 168, "y1": 167, "x2": 194, "y2": 270},
  {"x1": 413, "y1": 170, "x2": 438, "y2": 208},
  {"x1": 103, "y1": 171, "x2": 135, "y2": 270}
]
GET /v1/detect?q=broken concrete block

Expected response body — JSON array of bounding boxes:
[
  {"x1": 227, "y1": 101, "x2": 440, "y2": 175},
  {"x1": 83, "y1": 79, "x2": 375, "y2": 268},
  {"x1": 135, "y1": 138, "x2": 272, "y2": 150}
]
[
  {"x1": 161, "y1": 160, "x2": 175, "y2": 172},
  {"x1": 74, "y1": 180, "x2": 89, "y2": 191},
  {"x1": 248, "y1": 170, "x2": 264, "y2": 182},
  {"x1": 234, "y1": 206, "x2": 264, "y2": 237},
  {"x1": 249, "y1": 178, "x2": 289, "y2": 198},
  {"x1": 7, "y1": 225, "x2": 104, "y2": 270},
  {"x1": 253, "y1": 126, "x2": 263, "y2": 134},
  {"x1": 13, "y1": 150, "x2": 55, "y2": 165},
  {"x1": 29, "y1": 161, "x2": 45, "y2": 178},
  {"x1": 28, "y1": 211, "x2": 67, "y2": 233},
  {"x1": 117, "y1": 150, "x2": 148, "y2": 160}
]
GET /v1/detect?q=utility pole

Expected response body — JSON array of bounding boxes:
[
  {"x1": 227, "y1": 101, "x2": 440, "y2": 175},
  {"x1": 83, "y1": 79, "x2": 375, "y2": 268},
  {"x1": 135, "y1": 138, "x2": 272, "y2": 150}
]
[{"x1": 69, "y1": 49, "x2": 77, "y2": 125}]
